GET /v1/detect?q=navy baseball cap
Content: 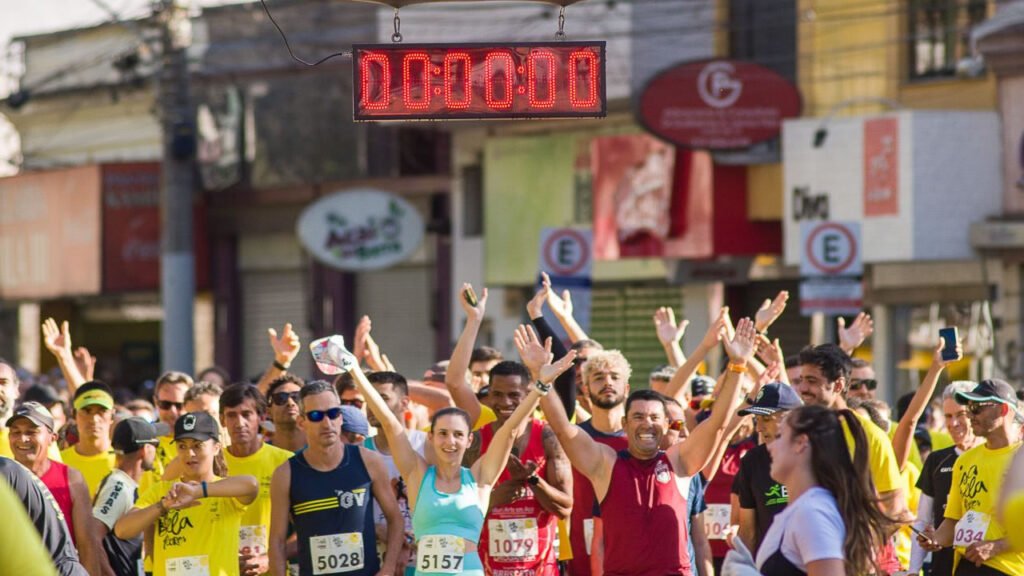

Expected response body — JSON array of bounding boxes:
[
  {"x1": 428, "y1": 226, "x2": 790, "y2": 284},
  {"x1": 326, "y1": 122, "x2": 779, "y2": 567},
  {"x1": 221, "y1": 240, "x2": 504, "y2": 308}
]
[
  {"x1": 340, "y1": 405, "x2": 370, "y2": 437},
  {"x1": 112, "y1": 417, "x2": 169, "y2": 454},
  {"x1": 738, "y1": 383, "x2": 803, "y2": 416},
  {"x1": 954, "y1": 379, "x2": 1017, "y2": 406}
]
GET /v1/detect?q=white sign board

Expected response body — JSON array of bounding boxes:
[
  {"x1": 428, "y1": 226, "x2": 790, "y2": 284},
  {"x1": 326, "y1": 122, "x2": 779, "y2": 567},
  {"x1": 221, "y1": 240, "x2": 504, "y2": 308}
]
[
  {"x1": 800, "y1": 278, "x2": 863, "y2": 317},
  {"x1": 538, "y1": 227, "x2": 593, "y2": 333},
  {"x1": 296, "y1": 188, "x2": 424, "y2": 271},
  {"x1": 800, "y1": 221, "x2": 862, "y2": 277}
]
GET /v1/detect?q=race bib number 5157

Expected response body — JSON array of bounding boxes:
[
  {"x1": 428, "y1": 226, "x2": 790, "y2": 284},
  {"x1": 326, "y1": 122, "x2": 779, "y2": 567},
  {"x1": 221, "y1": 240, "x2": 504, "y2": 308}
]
[{"x1": 417, "y1": 535, "x2": 465, "y2": 574}]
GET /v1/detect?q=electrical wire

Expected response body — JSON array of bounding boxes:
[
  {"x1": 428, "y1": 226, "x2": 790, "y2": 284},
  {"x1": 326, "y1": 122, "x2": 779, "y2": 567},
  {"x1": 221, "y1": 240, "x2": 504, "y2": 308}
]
[{"x1": 258, "y1": 0, "x2": 351, "y2": 66}]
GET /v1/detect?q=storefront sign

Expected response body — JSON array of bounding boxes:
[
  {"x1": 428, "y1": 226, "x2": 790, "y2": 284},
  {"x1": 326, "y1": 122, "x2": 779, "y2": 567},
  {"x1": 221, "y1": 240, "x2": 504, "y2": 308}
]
[
  {"x1": 297, "y1": 188, "x2": 424, "y2": 271},
  {"x1": 863, "y1": 118, "x2": 899, "y2": 216},
  {"x1": 799, "y1": 278, "x2": 863, "y2": 317},
  {"x1": 101, "y1": 163, "x2": 209, "y2": 292},
  {"x1": 637, "y1": 59, "x2": 802, "y2": 150},
  {"x1": 0, "y1": 166, "x2": 102, "y2": 299}
]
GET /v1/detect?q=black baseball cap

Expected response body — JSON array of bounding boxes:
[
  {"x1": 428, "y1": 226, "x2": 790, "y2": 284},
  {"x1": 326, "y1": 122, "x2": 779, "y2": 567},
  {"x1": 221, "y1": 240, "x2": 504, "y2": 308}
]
[
  {"x1": 738, "y1": 383, "x2": 803, "y2": 416},
  {"x1": 23, "y1": 384, "x2": 62, "y2": 406},
  {"x1": 955, "y1": 379, "x2": 1018, "y2": 406},
  {"x1": 6, "y1": 401, "x2": 55, "y2": 432},
  {"x1": 173, "y1": 412, "x2": 220, "y2": 442},
  {"x1": 112, "y1": 417, "x2": 169, "y2": 454}
]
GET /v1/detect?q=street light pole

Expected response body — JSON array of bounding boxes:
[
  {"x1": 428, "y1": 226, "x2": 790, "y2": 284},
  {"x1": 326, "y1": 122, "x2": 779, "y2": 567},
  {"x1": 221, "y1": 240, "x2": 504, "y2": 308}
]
[{"x1": 156, "y1": 0, "x2": 195, "y2": 373}]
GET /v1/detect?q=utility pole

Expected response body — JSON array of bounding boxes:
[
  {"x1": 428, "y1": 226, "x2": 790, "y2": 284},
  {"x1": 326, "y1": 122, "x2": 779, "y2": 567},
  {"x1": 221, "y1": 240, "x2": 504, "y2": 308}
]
[{"x1": 156, "y1": 0, "x2": 195, "y2": 373}]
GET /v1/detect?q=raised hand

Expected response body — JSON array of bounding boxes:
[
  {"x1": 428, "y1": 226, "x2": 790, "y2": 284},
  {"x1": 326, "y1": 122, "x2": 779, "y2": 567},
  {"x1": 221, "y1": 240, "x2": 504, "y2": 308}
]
[
  {"x1": 754, "y1": 291, "x2": 789, "y2": 333},
  {"x1": 352, "y1": 315, "x2": 372, "y2": 362},
  {"x1": 700, "y1": 307, "x2": 731, "y2": 350},
  {"x1": 541, "y1": 272, "x2": 574, "y2": 319},
  {"x1": 526, "y1": 280, "x2": 550, "y2": 320},
  {"x1": 838, "y1": 312, "x2": 874, "y2": 353},
  {"x1": 931, "y1": 335, "x2": 963, "y2": 369},
  {"x1": 41, "y1": 318, "x2": 72, "y2": 357},
  {"x1": 722, "y1": 318, "x2": 757, "y2": 363},
  {"x1": 459, "y1": 283, "x2": 488, "y2": 321},
  {"x1": 73, "y1": 346, "x2": 96, "y2": 381},
  {"x1": 755, "y1": 334, "x2": 782, "y2": 367},
  {"x1": 267, "y1": 323, "x2": 301, "y2": 367},
  {"x1": 513, "y1": 324, "x2": 577, "y2": 383},
  {"x1": 653, "y1": 307, "x2": 689, "y2": 346},
  {"x1": 758, "y1": 361, "x2": 782, "y2": 387}
]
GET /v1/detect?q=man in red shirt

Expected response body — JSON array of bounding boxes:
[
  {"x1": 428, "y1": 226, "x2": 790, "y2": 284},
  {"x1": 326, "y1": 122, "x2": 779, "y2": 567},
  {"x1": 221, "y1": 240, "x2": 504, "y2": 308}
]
[
  {"x1": 515, "y1": 319, "x2": 756, "y2": 575},
  {"x1": 7, "y1": 401, "x2": 109, "y2": 575}
]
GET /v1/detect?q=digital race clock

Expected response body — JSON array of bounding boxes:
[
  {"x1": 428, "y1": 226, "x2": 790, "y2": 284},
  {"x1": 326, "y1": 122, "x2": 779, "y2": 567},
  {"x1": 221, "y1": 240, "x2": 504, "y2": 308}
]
[{"x1": 352, "y1": 42, "x2": 607, "y2": 121}]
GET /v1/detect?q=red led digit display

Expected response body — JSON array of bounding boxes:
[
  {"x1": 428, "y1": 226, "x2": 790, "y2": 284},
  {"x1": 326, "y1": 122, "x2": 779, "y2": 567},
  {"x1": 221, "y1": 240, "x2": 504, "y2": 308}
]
[{"x1": 353, "y1": 42, "x2": 606, "y2": 121}]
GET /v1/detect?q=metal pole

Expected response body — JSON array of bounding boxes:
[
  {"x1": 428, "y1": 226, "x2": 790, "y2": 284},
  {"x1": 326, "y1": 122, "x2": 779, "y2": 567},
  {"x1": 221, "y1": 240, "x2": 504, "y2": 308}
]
[{"x1": 157, "y1": 0, "x2": 195, "y2": 373}]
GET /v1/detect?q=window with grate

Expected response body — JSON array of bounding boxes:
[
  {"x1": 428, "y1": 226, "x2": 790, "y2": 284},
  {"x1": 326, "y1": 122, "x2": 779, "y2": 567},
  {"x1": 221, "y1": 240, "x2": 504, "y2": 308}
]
[
  {"x1": 588, "y1": 284, "x2": 685, "y2": 388},
  {"x1": 908, "y1": 0, "x2": 988, "y2": 80}
]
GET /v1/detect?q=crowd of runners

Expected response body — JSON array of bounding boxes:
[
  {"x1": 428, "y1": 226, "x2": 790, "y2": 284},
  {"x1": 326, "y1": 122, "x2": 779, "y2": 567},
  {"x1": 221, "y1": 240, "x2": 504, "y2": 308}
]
[{"x1": 2, "y1": 279, "x2": 1024, "y2": 576}]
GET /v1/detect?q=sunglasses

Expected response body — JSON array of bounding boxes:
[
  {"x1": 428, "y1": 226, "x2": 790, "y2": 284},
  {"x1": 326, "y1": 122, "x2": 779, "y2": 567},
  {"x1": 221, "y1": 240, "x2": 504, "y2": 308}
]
[
  {"x1": 849, "y1": 379, "x2": 877, "y2": 391},
  {"x1": 341, "y1": 398, "x2": 365, "y2": 409},
  {"x1": 667, "y1": 419, "x2": 685, "y2": 432},
  {"x1": 967, "y1": 401, "x2": 1000, "y2": 415},
  {"x1": 270, "y1": 391, "x2": 300, "y2": 406},
  {"x1": 157, "y1": 400, "x2": 184, "y2": 411},
  {"x1": 305, "y1": 407, "x2": 343, "y2": 422}
]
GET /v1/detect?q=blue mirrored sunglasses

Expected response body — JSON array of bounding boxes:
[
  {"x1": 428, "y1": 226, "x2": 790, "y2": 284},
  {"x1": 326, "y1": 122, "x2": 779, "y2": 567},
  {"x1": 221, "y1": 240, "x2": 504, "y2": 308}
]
[{"x1": 305, "y1": 407, "x2": 343, "y2": 422}]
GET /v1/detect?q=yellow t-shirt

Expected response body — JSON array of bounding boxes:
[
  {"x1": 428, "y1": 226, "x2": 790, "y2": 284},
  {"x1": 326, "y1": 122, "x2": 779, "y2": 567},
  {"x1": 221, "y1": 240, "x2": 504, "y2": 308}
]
[
  {"x1": 0, "y1": 428, "x2": 63, "y2": 462},
  {"x1": 0, "y1": 477, "x2": 59, "y2": 576},
  {"x1": 895, "y1": 461, "x2": 921, "y2": 568},
  {"x1": 223, "y1": 443, "x2": 293, "y2": 561},
  {"x1": 136, "y1": 478, "x2": 248, "y2": 576},
  {"x1": 60, "y1": 446, "x2": 115, "y2": 498},
  {"x1": 930, "y1": 430, "x2": 954, "y2": 452},
  {"x1": 1004, "y1": 492, "x2": 1024, "y2": 553},
  {"x1": 842, "y1": 410, "x2": 903, "y2": 493},
  {"x1": 944, "y1": 442, "x2": 1024, "y2": 575}
]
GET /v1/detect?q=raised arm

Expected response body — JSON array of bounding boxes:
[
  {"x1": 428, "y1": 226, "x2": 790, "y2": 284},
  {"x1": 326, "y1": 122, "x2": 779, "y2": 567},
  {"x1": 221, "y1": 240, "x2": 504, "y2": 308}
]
[
  {"x1": 256, "y1": 323, "x2": 301, "y2": 396},
  {"x1": 349, "y1": 364, "x2": 427, "y2": 483},
  {"x1": 700, "y1": 412, "x2": 751, "y2": 483},
  {"x1": 542, "y1": 272, "x2": 589, "y2": 344},
  {"x1": 653, "y1": 307, "x2": 689, "y2": 370},
  {"x1": 754, "y1": 291, "x2": 789, "y2": 335},
  {"x1": 663, "y1": 308, "x2": 729, "y2": 401},
  {"x1": 893, "y1": 337, "x2": 960, "y2": 471},
  {"x1": 527, "y1": 281, "x2": 576, "y2": 420},
  {"x1": 444, "y1": 283, "x2": 487, "y2": 427},
  {"x1": 353, "y1": 315, "x2": 396, "y2": 372},
  {"x1": 41, "y1": 318, "x2": 86, "y2": 394},
  {"x1": 674, "y1": 318, "x2": 756, "y2": 476}
]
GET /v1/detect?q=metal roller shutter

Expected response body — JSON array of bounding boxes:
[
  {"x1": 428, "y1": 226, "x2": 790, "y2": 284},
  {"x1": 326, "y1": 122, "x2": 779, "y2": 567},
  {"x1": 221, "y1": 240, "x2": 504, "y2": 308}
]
[
  {"x1": 241, "y1": 269, "x2": 314, "y2": 381},
  {"x1": 355, "y1": 265, "x2": 436, "y2": 378}
]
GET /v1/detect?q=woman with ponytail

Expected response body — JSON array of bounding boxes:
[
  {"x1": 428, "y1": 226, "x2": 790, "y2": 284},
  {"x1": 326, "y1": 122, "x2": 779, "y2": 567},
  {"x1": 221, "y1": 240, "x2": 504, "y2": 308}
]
[{"x1": 754, "y1": 405, "x2": 895, "y2": 576}]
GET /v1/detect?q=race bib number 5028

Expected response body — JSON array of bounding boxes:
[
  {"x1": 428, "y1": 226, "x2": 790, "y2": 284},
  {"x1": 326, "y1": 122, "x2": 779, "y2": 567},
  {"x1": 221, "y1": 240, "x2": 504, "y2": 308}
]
[{"x1": 310, "y1": 533, "x2": 364, "y2": 575}]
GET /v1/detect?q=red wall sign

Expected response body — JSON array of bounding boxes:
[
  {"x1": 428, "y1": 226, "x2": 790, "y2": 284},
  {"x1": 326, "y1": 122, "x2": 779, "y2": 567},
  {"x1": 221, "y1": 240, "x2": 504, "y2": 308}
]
[
  {"x1": 637, "y1": 59, "x2": 802, "y2": 150},
  {"x1": 101, "y1": 163, "x2": 209, "y2": 292},
  {"x1": 353, "y1": 42, "x2": 606, "y2": 121}
]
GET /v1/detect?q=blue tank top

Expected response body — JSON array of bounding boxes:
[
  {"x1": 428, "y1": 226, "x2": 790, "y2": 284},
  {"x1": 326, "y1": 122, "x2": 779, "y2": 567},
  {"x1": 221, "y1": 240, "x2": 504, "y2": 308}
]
[
  {"x1": 289, "y1": 444, "x2": 380, "y2": 576},
  {"x1": 411, "y1": 466, "x2": 485, "y2": 576}
]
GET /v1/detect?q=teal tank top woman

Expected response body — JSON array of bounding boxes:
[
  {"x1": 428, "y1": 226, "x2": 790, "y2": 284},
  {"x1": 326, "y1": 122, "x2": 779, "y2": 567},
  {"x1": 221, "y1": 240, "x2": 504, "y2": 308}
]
[{"x1": 412, "y1": 466, "x2": 485, "y2": 576}]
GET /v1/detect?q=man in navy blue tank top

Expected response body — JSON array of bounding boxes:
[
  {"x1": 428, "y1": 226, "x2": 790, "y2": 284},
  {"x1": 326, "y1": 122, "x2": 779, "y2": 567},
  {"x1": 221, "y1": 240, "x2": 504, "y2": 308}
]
[{"x1": 269, "y1": 380, "x2": 405, "y2": 576}]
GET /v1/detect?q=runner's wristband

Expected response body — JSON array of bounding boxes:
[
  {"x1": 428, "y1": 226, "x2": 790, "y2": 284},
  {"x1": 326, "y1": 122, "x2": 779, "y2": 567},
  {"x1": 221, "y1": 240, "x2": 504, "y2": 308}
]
[
  {"x1": 727, "y1": 362, "x2": 748, "y2": 374},
  {"x1": 201, "y1": 481, "x2": 208, "y2": 498},
  {"x1": 534, "y1": 380, "x2": 552, "y2": 395},
  {"x1": 273, "y1": 359, "x2": 290, "y2": 371}
]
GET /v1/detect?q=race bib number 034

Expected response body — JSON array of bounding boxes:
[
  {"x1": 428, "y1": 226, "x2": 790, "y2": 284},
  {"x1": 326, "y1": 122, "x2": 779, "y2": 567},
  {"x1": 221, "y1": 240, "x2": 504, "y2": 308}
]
[
  {"x1": 704, "y1": 504, "x2": 731, "y2": 541},
  {"x1": 954, "y1": 510, "x2": 990, "y2": 548},
  {"x1": 166, "y1": 555, "x2": 210, "y2": 576},
  {"x1": 418, "y1": 535, "x2": 465, "y2": 574},
  {"x1": 488, "y1": 518, "x2": 538, "y2": 560},
  {"x1": 310, "y1": 533, "x2": 364, "y2": 575}
]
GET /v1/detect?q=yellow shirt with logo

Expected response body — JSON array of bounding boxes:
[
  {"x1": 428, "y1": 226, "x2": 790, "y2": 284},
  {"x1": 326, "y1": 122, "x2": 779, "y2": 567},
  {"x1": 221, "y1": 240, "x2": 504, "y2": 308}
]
[
  {"x1": 944, "y1": 442, "x2": 1024, "y2": 575},
  {"x1": 136, "y1": 478, "x2": 248, "y2": 576},
  {"x1": 0, "y1": 428, "x2": 63, "y2": 462},
  {"x1": 60, "y1": 446, "x2": 116, "y2": 497},
  {"x1": 842, "y1": 410, "x2": 903, "y2": 493},
  {"x1": 223, "y1": 443, "x2": 293, "y2": 563}
]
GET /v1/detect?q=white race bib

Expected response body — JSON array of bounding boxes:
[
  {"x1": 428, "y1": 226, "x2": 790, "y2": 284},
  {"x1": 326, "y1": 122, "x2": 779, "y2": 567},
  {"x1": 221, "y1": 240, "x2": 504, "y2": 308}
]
[
  {"x1": 239, "y1": 525, "x2": 268, "y2": 556},
  {"x1": 704, "y1": 504, "x2": 731, "y2": 541},
  {"x1": 417, "y1": 535, "x2": 465, "y2": 574},
  {"x1": 488, "y1": 518, "x2": 539, "y2": 560},
  {"x1": 165, "y1": 555, "x2": 210, "y2": 576},
  {"x1": 310, "y1": 533, "x2": 365, "y2": 575},
  {"x1": 953, "y1": 510, "x2": 990, "y2": 548},
  {"x1": 583, "y1": 519, "x2": 595, "y2": 556}
]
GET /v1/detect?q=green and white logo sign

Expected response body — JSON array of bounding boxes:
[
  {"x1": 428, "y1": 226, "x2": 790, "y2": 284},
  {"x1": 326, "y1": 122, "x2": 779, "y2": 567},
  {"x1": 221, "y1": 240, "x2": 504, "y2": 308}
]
[{"x1": 297, "y1": 188, "x2": 424, "y2": 271}]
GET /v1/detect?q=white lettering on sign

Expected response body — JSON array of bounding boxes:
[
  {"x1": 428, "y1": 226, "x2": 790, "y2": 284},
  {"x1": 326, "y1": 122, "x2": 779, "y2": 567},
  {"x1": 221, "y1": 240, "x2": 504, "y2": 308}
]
[
  {"x1": 697, "y1": 62, "x2": 742, "y2": 109},
  {"x1": 800, "y1": 221, "x2": 862, "y2": 277}
]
